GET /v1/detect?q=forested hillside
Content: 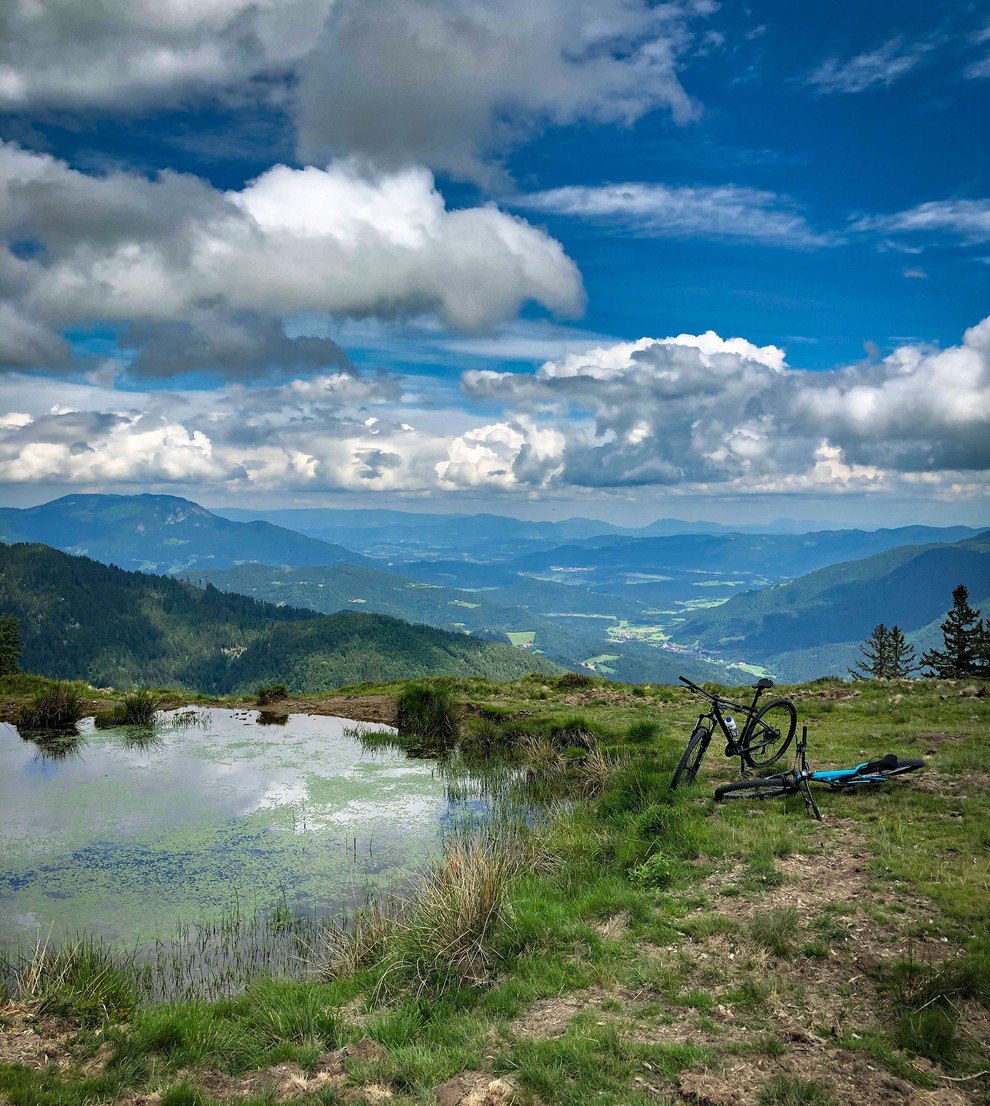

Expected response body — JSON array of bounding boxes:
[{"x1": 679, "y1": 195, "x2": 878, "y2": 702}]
[
  {"x1": 0, "y1": 543, "x2": 561, "y2": 692},
  {"x1": 674, "y1": 532, "x2": 990, "y2": 679}
]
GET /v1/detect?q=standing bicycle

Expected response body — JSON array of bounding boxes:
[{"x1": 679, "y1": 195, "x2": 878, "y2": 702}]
[{"x1": 670, "y1": 675, "x2": 796, "y2": 790}]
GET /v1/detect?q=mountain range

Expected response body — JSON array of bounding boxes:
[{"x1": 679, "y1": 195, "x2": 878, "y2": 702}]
[{"x1": 1, "y1": 492, "x2": 988, "y2": 686}]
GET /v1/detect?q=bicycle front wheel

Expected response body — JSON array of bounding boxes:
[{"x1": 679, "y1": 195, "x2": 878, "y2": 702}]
[
  {"x1": 743, "y1": 698, "x2": 796, "y2": 769},
  {"x1": 670, "y1": 724, "x2": 713, "y2": 790},
  {"x1": 714, "y1": 774, "x2": 796, "y2": 802}
]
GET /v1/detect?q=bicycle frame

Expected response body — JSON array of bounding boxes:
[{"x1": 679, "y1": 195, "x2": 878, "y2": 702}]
[
  {"x1": 680, "y1": 676, "x2": 774, "y2": 761},
  {"x1": 811, "y1": 754, "x2": 903, "y2": 789}
]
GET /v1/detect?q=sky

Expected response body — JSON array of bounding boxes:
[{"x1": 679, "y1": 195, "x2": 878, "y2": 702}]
[{"x1": 0, "y1": 0, "x2": 988, "y2": 528}]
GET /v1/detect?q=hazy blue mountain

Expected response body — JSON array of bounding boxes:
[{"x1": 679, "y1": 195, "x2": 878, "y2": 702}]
[
  {"x1": 506, "y1": 526, "x2": 982, "y2": 591},
  {"x1": 211, "y1": 505, "x2": 850, "y2": 561},
  {"x1": 0, "y1": 542, "x2": 561, "y2": 692},
  {"x1": 673, "y1": 533, "x2": 990, "y2": 680},
  {"x1": 0, "y1": 494, "x2": 371, "y2": 574}
]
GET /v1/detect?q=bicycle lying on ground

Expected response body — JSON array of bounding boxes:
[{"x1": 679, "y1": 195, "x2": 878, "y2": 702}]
[
  {"x1": 670, "y1": 675, "x2": 797, "y2": 790},
  {"x1": 713, "y1": 726, "x2": 925, "y2": 819}
]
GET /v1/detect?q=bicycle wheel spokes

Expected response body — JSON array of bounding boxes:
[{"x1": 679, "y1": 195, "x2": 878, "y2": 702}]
[
  {"x1": 743, "y1": 698, "x2": 796, "y2": 769},
  {"x1": 670, "y1": 724, "x2": 712, "y2": 790},
  {"x1": 714, "y1": 774, "x2": 796, "y2": 802}
]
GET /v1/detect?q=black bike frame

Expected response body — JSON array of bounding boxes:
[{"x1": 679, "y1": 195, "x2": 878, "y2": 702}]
[{"x1": 679, "y1": 676, "x2": 773, "y2": 760}]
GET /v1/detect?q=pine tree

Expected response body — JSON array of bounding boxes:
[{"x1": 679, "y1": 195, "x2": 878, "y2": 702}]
[
  {"x1": 887, "y1": 625, "x2": 917, "y2": 678},
  {"x1": 921, "y1": 584, "x2": 987, "y2": 678},
  {"x1": 0, "y1": 614, "x2": 21, "y2": 676},
  {"x1": 849, "y1": 624, "x2": 891, "y2": 680},
  {"x1": 850, "y1": 623, "x2": 917, "y2": 679}
]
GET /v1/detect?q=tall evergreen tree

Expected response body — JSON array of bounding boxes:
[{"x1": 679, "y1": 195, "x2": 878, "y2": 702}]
[
  {"x1": 921, "y1": 584, "x2": 988, "y2": 678},
  {"x1": 849, "y1": 624, "x2": 891, "y2": 680},
  {"x1": 887, "y1": 625, "x2": 917, "y2": 678},
  {"x1": 849, "y1": 623, "x2": 916, "y2": 679},
  {"x1": 0, "y1": 614, "x2": 21, "y2": 676}
]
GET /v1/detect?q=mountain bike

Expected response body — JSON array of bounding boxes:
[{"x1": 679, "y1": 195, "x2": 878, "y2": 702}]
[
  {"x1": 669, "y1": 675, "x2": 796, "y2": 790},
  {"x1": 713, "y1": 726, "x2": 925, "y2": 819}
]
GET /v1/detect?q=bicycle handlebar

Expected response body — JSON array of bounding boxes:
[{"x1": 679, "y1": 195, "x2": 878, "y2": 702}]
[{"x1": 678, "y1": 674, "x2": 773, "y2": 700}]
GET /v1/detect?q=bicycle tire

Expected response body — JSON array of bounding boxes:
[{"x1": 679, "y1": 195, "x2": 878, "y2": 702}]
[
  {"x1": 826, "y1": 757, "x2": 926, "y2": 788},
  {"x1": 714, "y1": 774, "x2": 798, "y2": 802},
  {"x1": 742, "y1": 698, "x2": 796, "y2": 769},
  {"x1": 670, "y1": 724, "x2": 713, "y2": 790}
]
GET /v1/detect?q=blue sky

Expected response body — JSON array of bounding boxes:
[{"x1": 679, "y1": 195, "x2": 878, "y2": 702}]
[{"x1": 0, "y1": 0, "x2": 987, "y2": 527}]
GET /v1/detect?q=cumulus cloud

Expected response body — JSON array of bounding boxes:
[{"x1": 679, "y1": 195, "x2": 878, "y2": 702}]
[
  {"x1": 806, "y1": 37, "x2": 931, "y2": 95},
  {"x1": 0, "y1": 0, "x2": 336, "y2": 109},
  {"x1": 2, "y1": 321, "x2": 987, "y2": 504},
  {"x1": 443, "y1": 320, "x2": 990, "y2": 493},
  {"x1": 0, "y1": 142, "x2": 584, "y2": 375},
  {"x1": 296, "y1": 0, "x2": 709, "y2": 180},
  {"x1": 0, "y1": 0, "x2": 712, "y2": 180},
  {"x1": 0, "y1": 369, "x2": 441, "y2": 492},
  {"x1": 512, "y1": 182, "x2": 832, "y2": 247},
  {"x1": 124, "y1": 311, "x2": 352, "y2": 379}
]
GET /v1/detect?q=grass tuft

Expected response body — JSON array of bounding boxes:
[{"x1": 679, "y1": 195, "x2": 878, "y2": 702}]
[
  {"x1": 17, "y1": 680, "x2": 86, "y2": 731},
  {"x1": 396, "y1": 681, "x2": 460, "y2": 744}
]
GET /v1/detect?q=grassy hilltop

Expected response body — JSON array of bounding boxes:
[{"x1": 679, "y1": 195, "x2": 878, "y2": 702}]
[{"x1": 0, "y1": 670, "x2": 988, "y2": 1106}]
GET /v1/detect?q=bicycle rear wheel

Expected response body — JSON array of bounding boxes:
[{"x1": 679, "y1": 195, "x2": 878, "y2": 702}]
[
  {"x1": 670, "y1": 724, "x2": 713, "y2": 789},
  {"x1": 828, "y1": 757, "x2": 926, "y2": 788},
  {"x1": 743, "y1": 698, "x2": 796, "y2": 769},
  {"x1": 877, "y1": 757, "x2": 925, "y2": 779},
  {"x1": 714, "y1": 774, "x2": 797, "y2": 802}
]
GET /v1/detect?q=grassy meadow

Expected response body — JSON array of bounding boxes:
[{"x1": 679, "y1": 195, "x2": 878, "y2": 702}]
[{"x1": 0, "y1": 671, "x2": 987, "y2": 1106}]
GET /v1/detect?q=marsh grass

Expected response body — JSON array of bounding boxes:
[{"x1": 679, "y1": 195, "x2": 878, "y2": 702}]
[
  {"x1": 318, "y1": 824, "x2": 543, "y2": 994},
  {"x1": 17, "y1": 679, "x2": 86, "y2": 731},
  {"x1": 396, "y1": 681, "x2": 460, "y2": 744},
  {"x1": 94, "y1": 688, "x2": 163, "y2": 729},
  {"x1": 16, "y1": 935, "x2": 138, "y2": 1025}
]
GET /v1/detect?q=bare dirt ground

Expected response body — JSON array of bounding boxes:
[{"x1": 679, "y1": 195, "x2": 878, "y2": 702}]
[
  {"x1": 503, "y1": 816, "x2": 988, "y2": 1106},
  {"x1": 0, "y1": 692, "x2": 398, "y2": 727},
  {"x1": 4, "y1": 812, "x2": 985, "y2": 1105}
]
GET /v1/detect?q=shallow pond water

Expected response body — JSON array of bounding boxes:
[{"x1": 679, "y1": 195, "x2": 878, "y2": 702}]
[{"x1": 0, "y1": 707, "x2": 465, "y2": 957}]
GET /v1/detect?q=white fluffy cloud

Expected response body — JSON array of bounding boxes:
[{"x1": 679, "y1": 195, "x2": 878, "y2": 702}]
[
  {"x1": 295, "y1": 0, "x2": 709, "y2": 180},
  {"x1": 0, "y1": 0, "x2": 336, "y2": 109},
  {"x1": 1, "y1": 322, "x2": 987, "y2": 504},
  {"x1": 0, "y1": 0, "x2": 712, "y2": 181},
  {"x1": 513, "y1": 183, "x2": 832, "y2": 247},
  {"x1": 445, "y1": 320, "x2": 990, "y2": 493},
  {"x1": 0, "y1": 142, "x2": 584, "y2": 372}
]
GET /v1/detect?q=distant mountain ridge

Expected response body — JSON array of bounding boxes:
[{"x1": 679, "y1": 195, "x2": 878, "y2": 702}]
[
  {"x1": 0, "y1": 542, "x2": 561, "y2": 692},
  {"x1": 0, "y1": 494, "x2": 371, "y2": 574},
  {"x1": 673, "y1": 531, "x2": 990, "y2": 681}
]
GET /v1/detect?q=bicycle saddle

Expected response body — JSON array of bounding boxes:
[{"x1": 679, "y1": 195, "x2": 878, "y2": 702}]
[
  {"x1": 752, "y1": 678, "x2": 774, "y2": 690},
  {"x1": 859, "y1": 753, "x2": 898, "y2": 774}
]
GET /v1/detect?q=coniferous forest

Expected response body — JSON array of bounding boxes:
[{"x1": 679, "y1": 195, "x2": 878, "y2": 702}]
[{"x1": 0, "y1": 543, "x2": 560, "y2": 692}]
